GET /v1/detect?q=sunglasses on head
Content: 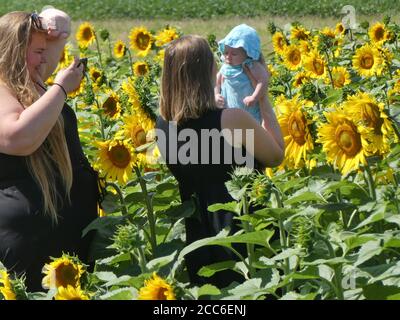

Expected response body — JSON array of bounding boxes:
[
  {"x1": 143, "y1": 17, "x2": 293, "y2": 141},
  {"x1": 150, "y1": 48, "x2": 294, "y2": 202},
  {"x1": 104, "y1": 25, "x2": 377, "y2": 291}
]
[{"x1": 30, "y1": 12, "x2": 44, "y2": 30}]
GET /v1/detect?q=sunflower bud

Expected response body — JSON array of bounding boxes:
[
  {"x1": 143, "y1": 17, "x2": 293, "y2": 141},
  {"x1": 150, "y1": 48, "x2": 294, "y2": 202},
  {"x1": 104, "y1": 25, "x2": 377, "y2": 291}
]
[
  {"x1": 112, "y1": 223, "x2": 137, "y2": 254},
  {"x1": 360, "y1": 21, "x2": 370, "y2": 30},
  {"x1": 83, "y1": 83, "x2": 95, "y2": 105},
  {"x1": 250, "y1": 174, "x2": 272, "y2": 205},
  {"x1": 267, "y1": 22, "x2": 277, "y2": 35},
  {"x1": 301, "y1": 82, "x2": 317, "y2": 101},
  {"x1": 99, "y1": 28, "x2": 110, "y2": 41},
  {"x1": 383, "y1": 15, "x2": 391, "y2": 26},
  {"x1": 207, "y1": 33, "x2": 218, "y2": 52}
]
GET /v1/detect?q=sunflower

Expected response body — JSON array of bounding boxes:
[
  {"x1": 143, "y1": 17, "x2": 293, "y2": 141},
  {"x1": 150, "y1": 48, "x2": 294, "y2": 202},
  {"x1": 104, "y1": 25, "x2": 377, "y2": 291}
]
[
  {"x1": 122, "y1": 78, "x2": 141, "y2": 110},
  {"x1": 138, "y1": 273, "x2": 176, "y2": 300},
  {"x1": 276, "y1": 95, "x2": 314, "y2": 168},
  {"x1": 42, "y1": 255, "x2": 84, "y2": 289},
  {"x1": 76, "y1": 22, "x2": 96, "y2": 48},
  {"x1": 133, "y1": 61, "x2": 150, "y2": 77},
  {"x1": 89, "y1": 67, "x2": 105, "y2": 88},
  {"x1": 272, "y1": 31, "x2": 287, "y2": 55},
  {"x1": 0, "y1": 270, "x2": 16, "y2": 300},
  {"x1": 335, "y1": 22, "x2": 345, "y2": 36},
  {"x1": 155, "y1": 27, "x2": 179, "y2": 47},
  {"x1": 293, "y1": 71, "x2": 310, "y2": 88},
  {"x1": 290, "y1": 26, "x2": 310, "y2": 41},
  {"x1": 321, "y1": 27, "x2": 336, "y2": 39},
  {"x1": 96, "y1": 139, "x2": 136, "y2": 185},
  {"x1": 129, "y1": 27, "x2": 153, "y2": 57},
  {"x1": 59, "y1": 44, "x2": 73, "y2": 69},
  {"x1": 119, "y1": 114, "x2": 154, "y2": 147},
  {"x1": 113, "y1": 40, "x2": 126, "y2": 59},
  {"x1": 155, "y1": 49, "x2": 165, "y2": 65},
  {"x1": 326, "y1": 66, "x2": 351, "y2": 88},
  {"x1": 102, "y1": 90, "x2": 122, "y2": 119},
  {"x1": 55, "y1": 285, "x2": 89, "y2": 300},
  {"x1": 352, "y1": 44, "x2": 383, "y2": 78},
  {"x1": 369, "y1": 22, "x2": 387, "y2": 45},
  {"x1": 283, "y1": 45, "x2": 302, "y2": 70},
  {"x1": 343, "y1": 92, "x2": 395, "y2": 155},
  {"x1": 303, "y1": 51, "x2": 326, "y2": 78},
  {"x1": 317, "y1": 108, "x2": 371, "y2": 175}
]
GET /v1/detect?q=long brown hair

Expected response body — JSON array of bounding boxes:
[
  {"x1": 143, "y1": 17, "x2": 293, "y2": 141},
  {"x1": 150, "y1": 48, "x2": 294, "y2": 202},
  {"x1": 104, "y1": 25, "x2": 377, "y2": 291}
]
[
  {"x1": 160, "y1": 35, "x2": 218, "y2": 124},
  {"x1": 0, "y1": 12, "x2": 72, "y2": 223}
]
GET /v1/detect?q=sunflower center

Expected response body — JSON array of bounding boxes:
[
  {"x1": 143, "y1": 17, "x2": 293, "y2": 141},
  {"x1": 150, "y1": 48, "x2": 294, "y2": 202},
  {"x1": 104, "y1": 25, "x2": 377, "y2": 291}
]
[
  {"x1": 92, "y1": 71, "x2": 101, "y2": 81},
  {"x1": 288, "y1": 110, "x2": 307, "y2": 145},
  {"x1": 137, "y1": 64, "x2": 148, "y2": 76},
  {"x1": 333, "y1": 72, "x2": 345, "y2": 87},
  {"x1": 108, "y1": 145, "x2": 131, "y2": 168},
  {"x1": 361, "y1": 53, "x2": 374, "y2": 69},
  {"x1": 335, "y1": 122, "x2": 362, "y2": 157},
  {"x1": 374, "y1": 28, "x2": 385, "y2": 41},
  {"x1": 103, "y1": 97, "x2": 118, "y2": 117},
  {"x1": 131, "y1": 126, "x2": 147, "y2": 147},
  {"x1": 156, "y1": 287, "x2": 168, "y2": 300},
  {"x1": 313, "y1": 59, "x2": 324, "y2": 75},
  {"x1": 136, "y1": 33, "x2": 151, "y2": 50},
  {"x1": 295, "y1": 31, "x2": 308, "y2": 41},
  {"x1": 363, "y1": 103, "x2": 383, "y2": 134},
  {"x1": 289, "y1": 49, "x2": 301, "y2": 65},
  {"x1": 55, "y1": 263, "x2": 79, "y2": 288},
  {"x1": 82, "y1": 27, "x2": 93, "y2": 41}
]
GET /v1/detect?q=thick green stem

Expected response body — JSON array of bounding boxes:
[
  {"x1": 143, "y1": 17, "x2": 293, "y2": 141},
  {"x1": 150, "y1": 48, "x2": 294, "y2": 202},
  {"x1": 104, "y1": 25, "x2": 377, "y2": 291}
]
[
  {"x1": 94, "y1": 32, "x2": 103, "y2": 68},
  {"x1": 135, "y1": 166, "x2": 157, "y2": 257},
  {"x1": 364, "y1": 163, "x2": 377, "y2": 201},
  {"x1": 324, "y1": 51, "x2": 335, "y2": 89},
  {"x1": 126, "y1": 48, "x2": 135, "y2": 78},
  {"x1": 242, "y1": 195, "x2": 255, "y2": 278}
]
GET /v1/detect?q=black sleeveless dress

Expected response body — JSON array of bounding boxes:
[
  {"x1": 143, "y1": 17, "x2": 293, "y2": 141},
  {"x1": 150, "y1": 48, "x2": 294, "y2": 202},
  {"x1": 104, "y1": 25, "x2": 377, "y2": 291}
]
[
  {"x1": 0, "y1": 104, "x2": 99, "y2": 292},
  {"x1": 156, "y1": 108, "x2": 259, "y2": 287}
]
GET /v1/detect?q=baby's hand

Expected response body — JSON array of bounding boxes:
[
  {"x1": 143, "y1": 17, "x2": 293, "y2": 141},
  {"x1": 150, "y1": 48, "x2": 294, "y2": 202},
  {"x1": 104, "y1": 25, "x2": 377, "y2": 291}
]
[
  {"x1": 215, "y1": 94, "x2": 225, "y2": 108},
  {"x1": 243, "y1": 95, "x2": 256, "y2": 107}
]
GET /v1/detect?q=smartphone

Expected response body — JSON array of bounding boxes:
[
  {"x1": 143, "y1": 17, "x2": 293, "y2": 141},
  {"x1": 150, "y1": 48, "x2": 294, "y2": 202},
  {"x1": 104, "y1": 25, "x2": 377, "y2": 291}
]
[{"x1": 77, "y1": 58, "x2": 88, "y2": 71}]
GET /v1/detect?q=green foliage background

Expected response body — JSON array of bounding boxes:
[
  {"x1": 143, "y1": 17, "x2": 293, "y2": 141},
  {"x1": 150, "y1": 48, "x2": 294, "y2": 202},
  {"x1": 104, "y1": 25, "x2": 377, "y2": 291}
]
[{"x1": 1, "y1": 0, "x2": 398, "y2": 19}]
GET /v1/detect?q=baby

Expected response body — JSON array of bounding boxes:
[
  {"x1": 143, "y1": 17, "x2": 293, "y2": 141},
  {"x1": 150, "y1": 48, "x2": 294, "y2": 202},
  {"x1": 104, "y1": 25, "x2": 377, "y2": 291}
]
[{"x1": 215, "y1": 24, "x2": 267, "y2": 123}]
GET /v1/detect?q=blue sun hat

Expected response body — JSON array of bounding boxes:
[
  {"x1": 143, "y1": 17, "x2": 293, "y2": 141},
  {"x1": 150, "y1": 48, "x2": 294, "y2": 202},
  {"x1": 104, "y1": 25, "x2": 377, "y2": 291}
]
[{"x1": 218, "y1": 24, "x2": 261, "y2": 61}]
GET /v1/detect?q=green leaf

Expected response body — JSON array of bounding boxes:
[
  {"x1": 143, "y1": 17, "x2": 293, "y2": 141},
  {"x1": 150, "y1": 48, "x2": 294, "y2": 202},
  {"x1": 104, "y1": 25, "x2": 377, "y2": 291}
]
[
  {"x1": 322, "y1": 88, "x2": 342, "y2": 105},
  {"x1": 280, "y1": 292, "x2": 318, "y2": 300},
  {"x1": 208, "y1": 201, "x2": 240, "y2": 214},
  {"x1": 162, "y1": 200, "x2": 196, "y2": 219},
  {"x1": 355, "y1": 241, "x2": 383, "y2": 266},
  {"x1": 99, "y1": 287, "x2": 137, "y2": 300},
  {"x1": 363, "y1": 283, "x2": 400, "y2": 300},
  {"x1": 284, "y1": 191, "x2": 325, "y2": 205},
  {"x1": 94, "y1": 271, "x2": 117, "y2": 282},
  {"x1": 355, "y1": 204, "x2": 387, "y2": 229},
  {"x1": 146, "y1": 251, "x2": 177, "y2": 271},
  {"x1": 198, "y1": 261, "x2": 236, "y2": 277},
  {"x1": 198, "y1": 284, "x2": 221, "y2": 297},
  {"x1": 253, "y1": 207, "x2": 297, "y2": 220}
]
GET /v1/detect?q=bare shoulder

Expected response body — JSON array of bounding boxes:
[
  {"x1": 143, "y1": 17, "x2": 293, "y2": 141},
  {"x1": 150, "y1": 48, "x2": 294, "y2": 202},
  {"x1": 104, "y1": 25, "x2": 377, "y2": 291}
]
[
  {"x1": 0, "y1": 84, "x2": 24, "y2": 115},
  {"x1": 221, "y1": 108, "x2": 258, "y2": 130}
]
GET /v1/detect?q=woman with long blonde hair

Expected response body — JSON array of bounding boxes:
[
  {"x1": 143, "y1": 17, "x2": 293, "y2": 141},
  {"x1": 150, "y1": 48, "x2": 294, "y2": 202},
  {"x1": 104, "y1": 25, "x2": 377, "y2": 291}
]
[
  {"x1": 156, "y1": 35, "x2": 284, "y2": 287},
  {"x1": 0, "y1": 9, "x2": 99, "y2": 291}
]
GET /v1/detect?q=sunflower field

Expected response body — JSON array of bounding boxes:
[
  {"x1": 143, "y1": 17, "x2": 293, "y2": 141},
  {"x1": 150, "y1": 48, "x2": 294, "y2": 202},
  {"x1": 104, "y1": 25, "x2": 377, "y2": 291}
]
[{"x1": 1, "y1": 17, "x2": 400, "y2": 301}]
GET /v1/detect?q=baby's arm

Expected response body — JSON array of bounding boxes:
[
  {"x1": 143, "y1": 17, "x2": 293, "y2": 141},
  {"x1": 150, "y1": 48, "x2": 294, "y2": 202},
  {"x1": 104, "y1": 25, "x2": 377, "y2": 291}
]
[
  {"x1": 214, "y1": 72, "x2": 225, "y2": 108},
  {"x1": 243, "y1": 61, "x2": 267, "y2": 107}
]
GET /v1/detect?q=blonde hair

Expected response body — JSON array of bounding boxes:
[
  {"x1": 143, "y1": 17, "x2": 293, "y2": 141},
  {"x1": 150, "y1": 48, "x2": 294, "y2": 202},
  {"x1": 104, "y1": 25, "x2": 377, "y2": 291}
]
[
  {"x1": 160, "y1": 35, "x2": 218, "y2": 124},
  {"x1": 0, "y1": 12, "x2": 72, "y2": 223}
]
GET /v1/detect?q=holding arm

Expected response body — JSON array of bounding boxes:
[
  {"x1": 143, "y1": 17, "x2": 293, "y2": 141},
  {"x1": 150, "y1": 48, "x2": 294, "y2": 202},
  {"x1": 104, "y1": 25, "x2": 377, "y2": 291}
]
[
  {"x1": 214, "y1": 72, "x2": 225, "y2": 108},
  {"x1": 243, "y1": 61, "x2": 267, "y2": 107}
]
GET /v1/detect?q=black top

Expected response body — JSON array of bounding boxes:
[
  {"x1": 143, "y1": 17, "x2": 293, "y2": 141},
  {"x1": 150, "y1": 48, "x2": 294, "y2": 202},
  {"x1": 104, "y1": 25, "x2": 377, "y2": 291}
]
[
  {"x1": 156, "y1": 108, "x2": 259, "y2": 287},
  {"x1": 0, "y1": 104, "x2": 99, "y2": 292}
]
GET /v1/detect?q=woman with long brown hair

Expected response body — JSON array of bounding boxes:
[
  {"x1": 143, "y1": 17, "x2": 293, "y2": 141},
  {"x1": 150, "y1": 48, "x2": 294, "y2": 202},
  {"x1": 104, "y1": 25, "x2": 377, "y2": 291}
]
[
  {"x1": 0, "y1": 10, "x2": 99, "y2": 291},
  {"x1": 156, "y1": 35, "x2": 284, "y2": 287}
]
